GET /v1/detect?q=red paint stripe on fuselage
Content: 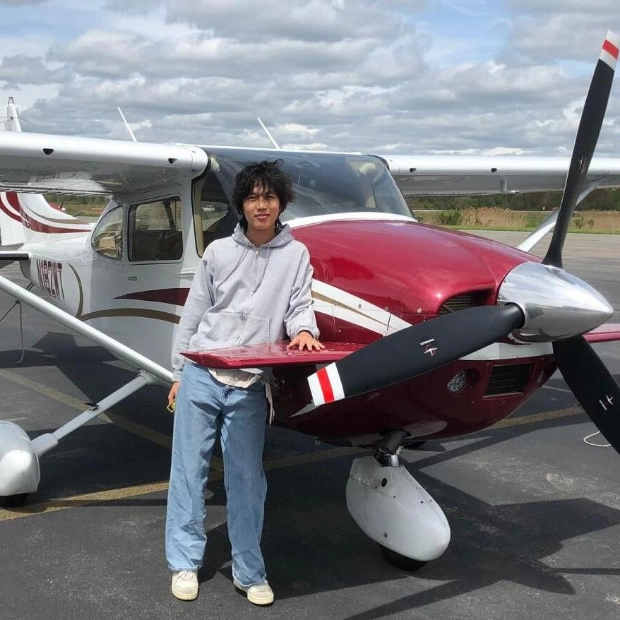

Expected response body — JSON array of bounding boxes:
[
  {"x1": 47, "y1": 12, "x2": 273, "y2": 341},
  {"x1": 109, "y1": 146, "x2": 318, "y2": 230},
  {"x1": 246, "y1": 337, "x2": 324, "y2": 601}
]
[
  {"x1": 19, "y1": 207, "x2": 91, "y2": 234},
  {"x1": 115, "y1": 288, "x2": 190, "y2": 306}
]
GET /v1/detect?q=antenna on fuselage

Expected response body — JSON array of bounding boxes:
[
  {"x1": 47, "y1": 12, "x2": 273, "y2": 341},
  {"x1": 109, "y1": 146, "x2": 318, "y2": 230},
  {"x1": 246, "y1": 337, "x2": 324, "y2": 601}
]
[
  {"x1": 257, "y1": 117, "x2": 281, "y2": 150},
  {"x1": 118, "y1": 107, "x2": 138, "y2": 142}
]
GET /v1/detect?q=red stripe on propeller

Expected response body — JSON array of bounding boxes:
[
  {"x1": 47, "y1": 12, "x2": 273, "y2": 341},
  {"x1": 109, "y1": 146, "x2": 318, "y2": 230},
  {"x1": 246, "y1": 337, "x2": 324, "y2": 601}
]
[
  {"x1": 316, "y1": 367, "x2": 335, "y2": 404},
  {"x1": 603, "y1": 38, "x2": 619, "y2": 60}
]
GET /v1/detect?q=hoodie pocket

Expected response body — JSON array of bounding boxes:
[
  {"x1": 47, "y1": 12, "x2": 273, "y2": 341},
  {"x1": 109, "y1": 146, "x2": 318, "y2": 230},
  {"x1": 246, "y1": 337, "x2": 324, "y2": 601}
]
[{"x1": 205, "y1": 311, "x2": 271, "y2": 347}]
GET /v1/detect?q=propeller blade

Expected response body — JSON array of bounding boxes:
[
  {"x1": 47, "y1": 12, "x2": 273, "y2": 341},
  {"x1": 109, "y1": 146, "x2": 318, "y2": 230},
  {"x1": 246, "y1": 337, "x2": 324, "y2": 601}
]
[
  {"x1": 307, "y1": 304, "x2": 524, "y2": 406},
  {"x1": 543, "y1": 31, "x2": 618, "y2": 268},
  {"x1": 553, "y1": 335, "x2": 620, "y2": 452}
]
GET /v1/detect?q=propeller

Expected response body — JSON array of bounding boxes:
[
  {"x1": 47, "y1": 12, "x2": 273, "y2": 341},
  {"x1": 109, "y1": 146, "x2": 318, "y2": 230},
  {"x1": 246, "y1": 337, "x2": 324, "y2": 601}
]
[
  {"x1": 307, "y1": 32, "x2": 620, "y2": 452},
  {"x1": 543, "y1": 31, "x2": 618, "y2": 269},
  {"x1": 542, "y1": 31, "x2": 620, "y2": 451},
  {"x1": 307, "y1": 304, "x2": 524, "y2": 406},
  {"x1": 553, "y1": 337, "x2": 620, "y2": 448}
]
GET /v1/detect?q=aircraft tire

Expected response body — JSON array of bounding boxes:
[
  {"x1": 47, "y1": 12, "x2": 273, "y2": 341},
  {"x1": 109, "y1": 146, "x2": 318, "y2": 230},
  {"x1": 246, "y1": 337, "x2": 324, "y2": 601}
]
[
  {"x1": 0, "y1": 493, "x2": 28, "y2": 508},
  {"x1": 379, "y1": 544, "x2": 428, "y2": 572}
]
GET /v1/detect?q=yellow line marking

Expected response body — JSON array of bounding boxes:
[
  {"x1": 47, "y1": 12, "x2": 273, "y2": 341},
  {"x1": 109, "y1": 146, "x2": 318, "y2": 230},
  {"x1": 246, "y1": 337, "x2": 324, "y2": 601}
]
[
  {"x1": 97, "y1": 413, "x2": 172, "y2": 449},
  {"x1": 0, "y1": 368, "x2": 87, "y2": 410},
  {"x1": 0, "y1": 368, "x2": 225, "y2": 470},
  {"x1": 0, "y1": 481, "x2": 174, "y2": 523},
  {"x1": 0, "y1": 367, "x2": 588, "y2": 523},
  {"x1": 0, "y1": 446, "x2": 369, "y2": 522},
  {"x1": 491, "y1": 405, "x2": 583, "y2": 429}
]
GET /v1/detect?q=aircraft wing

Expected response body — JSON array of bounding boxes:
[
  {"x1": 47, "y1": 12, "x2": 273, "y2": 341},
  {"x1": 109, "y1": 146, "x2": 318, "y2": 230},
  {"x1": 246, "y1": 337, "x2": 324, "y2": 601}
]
[
  {"x1": 378, "y1": 154, "x2": 620, "y2": 196},
  {"x1": 0, "y1": 132, "x2": 209, "y2": 196},
  {"x1": 182, "y1": 342, "x2": 363, "y2": 369},
  {"x1": 584, "y1": 323, "x2": 620, "y2": 344},
  {"x1": 188, "y1": 323, "x2": 620, "y2": 370}
]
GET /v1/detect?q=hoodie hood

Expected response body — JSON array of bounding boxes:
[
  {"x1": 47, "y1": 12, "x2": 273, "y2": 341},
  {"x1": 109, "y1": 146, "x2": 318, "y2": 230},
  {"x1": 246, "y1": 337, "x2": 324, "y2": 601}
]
[
  {"x1": 224, "y1": 222, "x2": 295, "y2": 293},
  {"x1": 232, "y1": 221, "x2": 295, "y2": 249}
]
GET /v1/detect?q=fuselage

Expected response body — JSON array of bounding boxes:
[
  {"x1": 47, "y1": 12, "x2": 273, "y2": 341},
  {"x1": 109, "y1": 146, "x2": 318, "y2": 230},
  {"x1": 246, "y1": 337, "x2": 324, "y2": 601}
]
[{"x1": 13, "y1": 147, "x2": 557, "y2": 447}]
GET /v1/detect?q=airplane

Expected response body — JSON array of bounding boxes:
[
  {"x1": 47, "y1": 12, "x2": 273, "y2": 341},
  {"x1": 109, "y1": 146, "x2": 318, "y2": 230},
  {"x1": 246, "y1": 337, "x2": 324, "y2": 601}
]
[{"x1": 0, "y1": 31, "x2": 620, "y2": 571}]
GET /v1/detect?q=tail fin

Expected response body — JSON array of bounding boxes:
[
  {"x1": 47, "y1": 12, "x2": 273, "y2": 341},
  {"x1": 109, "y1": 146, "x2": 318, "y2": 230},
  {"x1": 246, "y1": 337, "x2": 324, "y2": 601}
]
[
  {"x1": 3, "y1": 96, "x2": 22, "y2": 132},
  {"x1": 1, "y1": 98, "x2": 25, "y2": 246},
  {"x1": 0, "y1": 99, "x2": 93, "y2": 247}
]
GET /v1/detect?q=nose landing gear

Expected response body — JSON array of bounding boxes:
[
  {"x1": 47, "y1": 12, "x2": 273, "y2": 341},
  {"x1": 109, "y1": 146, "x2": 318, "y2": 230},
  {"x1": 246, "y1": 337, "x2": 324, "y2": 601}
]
[{"x1": 346, "y1": 430, "x2": 451, "y2": 570}]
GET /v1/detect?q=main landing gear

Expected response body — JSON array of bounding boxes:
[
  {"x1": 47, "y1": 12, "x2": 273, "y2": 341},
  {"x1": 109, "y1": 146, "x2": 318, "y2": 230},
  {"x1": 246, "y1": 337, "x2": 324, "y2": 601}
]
[
  {"x1": 0, "y1": 271, "x2": 174, "y2": 508},
  {"x1": 345, "y1": 430, "x2": 451, "y2": 571},
  {"x1": 0, "y1": 373, "x2": 158, "y2": 506}
]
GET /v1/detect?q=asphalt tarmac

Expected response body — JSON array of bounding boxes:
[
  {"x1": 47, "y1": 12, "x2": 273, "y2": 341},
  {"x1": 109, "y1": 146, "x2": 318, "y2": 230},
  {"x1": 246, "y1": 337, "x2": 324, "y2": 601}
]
[{"x1": 1, "y1": 232, "x2": 620, "y2": 620}]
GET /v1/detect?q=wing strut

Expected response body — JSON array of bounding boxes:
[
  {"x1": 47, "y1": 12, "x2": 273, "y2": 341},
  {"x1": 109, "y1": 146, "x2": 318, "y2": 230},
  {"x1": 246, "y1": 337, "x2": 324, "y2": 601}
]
[
  {"x1": 0, "y1": 273, "x2": 173, "y2": 384},
  {"x1": 30, "y1": 371, "x2": 156, "y2": 456},
  {"x1": 516, "y1": 181, "x2": 602, "y2": 253},
  {"x1": 0, "y1": 272, "x2": 174, "y2": 505}
]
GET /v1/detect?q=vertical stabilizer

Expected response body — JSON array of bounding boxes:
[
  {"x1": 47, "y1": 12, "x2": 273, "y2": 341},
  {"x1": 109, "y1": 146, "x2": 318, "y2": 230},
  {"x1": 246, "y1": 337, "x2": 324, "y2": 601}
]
[
  {"x1": 0, "y1": 98, "x2": 93, "y2": 247},
  {"x1": 1, "y1": 98, "x2": 25, "y2": 246}
]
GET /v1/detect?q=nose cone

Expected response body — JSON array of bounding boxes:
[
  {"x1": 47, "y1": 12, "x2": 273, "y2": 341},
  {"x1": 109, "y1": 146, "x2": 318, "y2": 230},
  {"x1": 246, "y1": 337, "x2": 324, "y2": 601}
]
[{"x1": 498, "y1": 262, "x2": 613, "y2": 342}]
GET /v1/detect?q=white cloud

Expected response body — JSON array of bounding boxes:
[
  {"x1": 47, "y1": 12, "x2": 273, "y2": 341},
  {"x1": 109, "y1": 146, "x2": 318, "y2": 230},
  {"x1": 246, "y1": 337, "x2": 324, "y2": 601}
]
[{"x1": 0, "y1": 0, "x2": 618, "y2": 156}]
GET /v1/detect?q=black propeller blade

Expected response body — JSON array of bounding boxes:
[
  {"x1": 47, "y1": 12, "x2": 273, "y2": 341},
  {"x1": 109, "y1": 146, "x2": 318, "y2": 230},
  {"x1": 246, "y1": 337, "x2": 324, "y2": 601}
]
[
  {"x1": 553, "y1": 336, "x2": 620, "y2": 451},
  {"x1": 307, "y1": 304, "x2": 524, "y2": 406},
  {"x1": 542, "y1": 32, "x2": 620, "y2": 453},
  {"x1": 543, "y1": 32, "x2": 618, "y2": 268}
]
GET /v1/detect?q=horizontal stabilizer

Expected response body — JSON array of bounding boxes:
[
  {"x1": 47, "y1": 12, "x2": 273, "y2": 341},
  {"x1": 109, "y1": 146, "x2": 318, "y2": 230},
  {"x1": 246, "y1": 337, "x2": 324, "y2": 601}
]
[
  {"x1": 182, "y1": 342, "x2": 363, "y2": 369},
  {"x1": 0, "y1": 250, "x2": 29, "y2": 260},
  {"x1": 0, "y1": 249, "x2": 29, "y2": 269}
]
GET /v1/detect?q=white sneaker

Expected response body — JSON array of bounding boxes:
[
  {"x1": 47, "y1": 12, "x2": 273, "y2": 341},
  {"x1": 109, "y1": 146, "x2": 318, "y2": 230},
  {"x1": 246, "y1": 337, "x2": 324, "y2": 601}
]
[
  {"x1": 234, "y1": 579, "x2": 274, "y2": 605},
  {"x1": 171, "y1": 570, "x2": 198, "y2": 601}
]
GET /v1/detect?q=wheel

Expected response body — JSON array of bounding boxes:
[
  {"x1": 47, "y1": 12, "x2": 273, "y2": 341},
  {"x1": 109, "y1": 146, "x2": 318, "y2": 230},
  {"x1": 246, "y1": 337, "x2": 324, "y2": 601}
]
[
  {"x1": 0, "y1": 493, "x2": 28, "y2": 508},
  {"x1": 379, "y1": 544, "x2": 428, "y2": 572}
]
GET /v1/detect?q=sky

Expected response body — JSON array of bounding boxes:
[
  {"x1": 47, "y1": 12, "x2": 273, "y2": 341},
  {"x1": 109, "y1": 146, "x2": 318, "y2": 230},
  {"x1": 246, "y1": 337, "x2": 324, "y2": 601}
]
[{"x1": 0, "y1": 0, "x2": 619, "y2": 157}]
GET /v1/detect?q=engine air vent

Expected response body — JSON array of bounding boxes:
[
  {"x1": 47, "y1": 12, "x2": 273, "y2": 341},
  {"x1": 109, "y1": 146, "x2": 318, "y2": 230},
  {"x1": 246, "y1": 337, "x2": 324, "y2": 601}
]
[
  {"x1": 439, "y1": 290, "x2": 493, "y2": 314},
  {"x1": 485, "y1": 363, "x2": 532, "y2": 397},
  {"x1": 440, "y1": 293, "x2": 474, "y2": 314}
]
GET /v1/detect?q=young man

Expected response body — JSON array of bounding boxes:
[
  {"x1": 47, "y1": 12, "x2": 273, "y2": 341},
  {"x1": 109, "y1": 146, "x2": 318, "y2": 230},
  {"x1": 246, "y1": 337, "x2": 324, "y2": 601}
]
[{"x1": 166, "y1": 160, "x2": 323, "y2": 605}]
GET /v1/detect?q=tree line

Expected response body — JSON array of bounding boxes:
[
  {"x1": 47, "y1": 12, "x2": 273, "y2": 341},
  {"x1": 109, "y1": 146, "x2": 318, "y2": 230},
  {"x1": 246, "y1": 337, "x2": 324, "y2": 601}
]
[
  {"x1": 406, "y1": 188, "x2": 620, "y2": 211},
  {"x1": 47, "y1": 188, "x2": 620, "y2": 213}
]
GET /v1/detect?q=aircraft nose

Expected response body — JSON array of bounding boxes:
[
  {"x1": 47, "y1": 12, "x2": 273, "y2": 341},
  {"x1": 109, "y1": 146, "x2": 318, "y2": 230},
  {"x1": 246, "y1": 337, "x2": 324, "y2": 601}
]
[{"x1": 497, "y1": 262, "x2": 613, "y2": 342}]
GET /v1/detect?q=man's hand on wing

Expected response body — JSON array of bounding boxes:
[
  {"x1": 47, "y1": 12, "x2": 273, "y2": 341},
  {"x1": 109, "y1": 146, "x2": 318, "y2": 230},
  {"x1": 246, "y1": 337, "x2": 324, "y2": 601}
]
[{"x1": 288, "y1": 331, "x2": 325, "y2": 351}]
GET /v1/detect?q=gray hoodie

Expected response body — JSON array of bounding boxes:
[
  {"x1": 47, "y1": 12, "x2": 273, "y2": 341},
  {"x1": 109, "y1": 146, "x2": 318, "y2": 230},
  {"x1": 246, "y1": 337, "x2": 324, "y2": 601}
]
[{"x1": 171, "y1": 223, "x2": 319, "y2": 380}]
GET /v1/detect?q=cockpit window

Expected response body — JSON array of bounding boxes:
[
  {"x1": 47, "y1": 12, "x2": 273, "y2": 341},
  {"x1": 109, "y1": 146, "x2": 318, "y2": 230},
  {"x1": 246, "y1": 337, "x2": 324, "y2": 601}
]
[
  {"x1": 128, "y1": 197, "x2": 183, "y2": 262},
  {"x1": 191, "y1": 148, "x2": 411, "y2": 255},
  {"x1": 92, "y1": 205, "x2": 124, "y2": 260}
]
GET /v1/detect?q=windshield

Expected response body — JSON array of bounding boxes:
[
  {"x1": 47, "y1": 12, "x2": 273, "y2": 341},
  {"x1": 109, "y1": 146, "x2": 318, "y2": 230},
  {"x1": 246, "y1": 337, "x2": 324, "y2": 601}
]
[{"x1": 201, "y1": 147, "x2": 411, "y2": 222}]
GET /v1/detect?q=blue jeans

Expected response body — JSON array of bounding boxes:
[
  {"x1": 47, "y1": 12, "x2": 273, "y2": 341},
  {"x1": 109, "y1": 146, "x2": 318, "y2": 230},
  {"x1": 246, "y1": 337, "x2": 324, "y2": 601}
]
[{"x1": 165, "y1": 363, "x2": 268, "y2": 587}]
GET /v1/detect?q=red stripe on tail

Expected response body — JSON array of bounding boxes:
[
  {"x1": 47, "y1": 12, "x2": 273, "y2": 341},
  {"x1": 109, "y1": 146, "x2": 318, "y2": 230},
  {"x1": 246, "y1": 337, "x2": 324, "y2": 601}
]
[{"x1": 0, "y1": 193, "x2": 22, "y2": 223}]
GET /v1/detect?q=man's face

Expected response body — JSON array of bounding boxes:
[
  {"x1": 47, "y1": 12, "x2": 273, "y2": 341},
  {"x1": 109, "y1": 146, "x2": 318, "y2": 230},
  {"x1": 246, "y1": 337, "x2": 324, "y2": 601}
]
[{"x1": 242, "y1": 182, "x2": 281, "y2": 234}]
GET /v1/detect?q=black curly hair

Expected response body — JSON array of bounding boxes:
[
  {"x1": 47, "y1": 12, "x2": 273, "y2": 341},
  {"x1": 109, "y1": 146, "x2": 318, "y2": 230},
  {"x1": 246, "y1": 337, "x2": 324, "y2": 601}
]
[{"x1": 232, "y1": 159, "x2": 296, "y2": 216}]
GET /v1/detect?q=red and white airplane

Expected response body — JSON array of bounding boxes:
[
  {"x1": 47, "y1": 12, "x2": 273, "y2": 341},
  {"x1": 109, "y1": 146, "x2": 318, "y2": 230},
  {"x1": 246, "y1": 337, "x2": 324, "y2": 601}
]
[{"x1": 1, "y1": 32, "x2": 620, "y2": 570}]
